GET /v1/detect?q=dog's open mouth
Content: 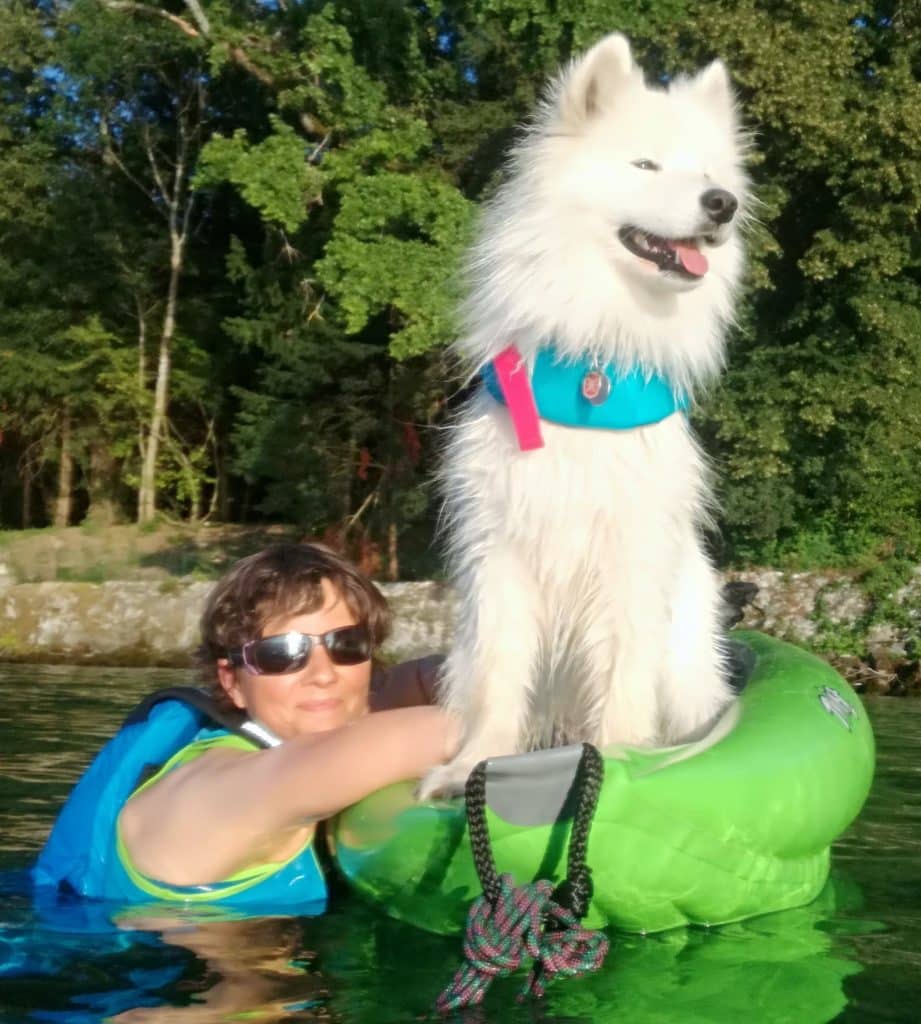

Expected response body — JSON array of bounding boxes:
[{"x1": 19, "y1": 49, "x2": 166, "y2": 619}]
[{"x1": 618, "y1": 227, "x2": 710, "y2": 278}]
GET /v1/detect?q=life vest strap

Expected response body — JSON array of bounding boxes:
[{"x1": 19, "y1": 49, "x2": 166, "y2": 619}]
[{"x1": 122, "y1": 687, "x2": 276, "y2": 749}]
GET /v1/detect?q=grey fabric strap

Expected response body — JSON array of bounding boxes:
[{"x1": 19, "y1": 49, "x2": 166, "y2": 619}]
[{"x1": 484, "y1": 744, "x2": 585, "y2": 826}]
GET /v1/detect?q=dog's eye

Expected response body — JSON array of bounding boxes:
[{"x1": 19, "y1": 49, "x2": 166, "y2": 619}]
[{"x1": 632, "y1": 159, "x2": 661, "y2": 172}]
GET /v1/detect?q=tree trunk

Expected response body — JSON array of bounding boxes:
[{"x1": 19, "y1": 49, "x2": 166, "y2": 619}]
[
  {"x1": 53, "y1": 412, "x2": 73, "y2": 528},
  {"x1": 137, "y1": 229, "x2": 181, "y2": 524},
  {"x1": 385, "y1": 365, "x2": 399, "y2": 581},
  {"x1": 134, "y1": 88, "x2": 198, "y2": 525},
  {"x1": 86, "y1": 441, "x2": 121, "y2": 526},
  {"x1": 21, "y1": 463, "x2": 32, "y2": 529},
  {"x1": 214, "y1": 441, "x2": 230, "y2": 521},
  {"x1": 189, "y1": 470, "x2": 202, "y2": 522},
  {"x1": 136, "y1": 293, "x2": 148, "y2": 473},
  {"x1": 387, "y1": 519, "x2": 399, "y2": 581}
]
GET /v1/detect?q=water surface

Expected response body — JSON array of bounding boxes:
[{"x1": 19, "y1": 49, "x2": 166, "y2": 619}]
[{"x1": 0, "y1": 664, "x2": 919, "y2": 1022}]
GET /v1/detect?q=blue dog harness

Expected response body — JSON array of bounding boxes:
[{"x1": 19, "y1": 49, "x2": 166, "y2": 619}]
[{"x1": 482, "y1": 345, "x2": 689, "y2": 445}]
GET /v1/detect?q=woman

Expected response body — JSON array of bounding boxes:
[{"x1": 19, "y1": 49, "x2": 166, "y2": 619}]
[{"x1": 115, "y1": 542, "x2": 458, "y2": 897}]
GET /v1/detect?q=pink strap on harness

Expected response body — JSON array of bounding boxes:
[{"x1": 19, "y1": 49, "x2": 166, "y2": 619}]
[{"x1": 492, "y1": 345, "x2": 544, "y2": 451}]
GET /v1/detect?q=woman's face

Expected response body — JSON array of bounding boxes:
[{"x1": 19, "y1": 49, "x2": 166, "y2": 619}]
[{"x1": 217, "y1": 578, "x2": 373, "y2": 740}]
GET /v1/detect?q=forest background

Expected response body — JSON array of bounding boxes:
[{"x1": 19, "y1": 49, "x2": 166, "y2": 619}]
[{"x1": 0, "y1": 0, "x2": 919, "y2": 590}]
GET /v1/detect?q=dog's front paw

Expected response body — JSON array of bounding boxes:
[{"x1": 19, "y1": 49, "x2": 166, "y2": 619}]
[{"x1": 417, "y1": 757, "x2": 480, "y2": 802}]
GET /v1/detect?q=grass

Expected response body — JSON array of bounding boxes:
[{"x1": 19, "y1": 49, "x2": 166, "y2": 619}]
[{"x1": 0, "y1": 523, "x2": 301, "y2": 584}]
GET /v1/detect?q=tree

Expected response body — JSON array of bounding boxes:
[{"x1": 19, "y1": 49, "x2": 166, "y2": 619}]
[
  {"x1": 658, "y1": 2, "x2": 921, "y2": 563},
  {"x1": 58, "y1": 0, "x2": 213, "y2": 523},
  {"x1": 1, "y1": 0, "x2": 918, "y2": 579}
]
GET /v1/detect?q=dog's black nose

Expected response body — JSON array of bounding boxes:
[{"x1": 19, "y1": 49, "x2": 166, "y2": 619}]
[{"x1": 700, "y1": 188, "x2": 738, "y2": 225}]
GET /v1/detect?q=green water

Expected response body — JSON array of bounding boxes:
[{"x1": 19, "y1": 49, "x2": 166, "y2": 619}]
[{"x1": 0, "y1": 664, "x2": 919, "y2": 1023}]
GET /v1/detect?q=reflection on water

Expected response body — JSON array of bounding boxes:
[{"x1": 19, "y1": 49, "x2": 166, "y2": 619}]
[
  {"x1": 1, "y1": 666, "x2": 920, "y2": 1022},
  {"x1": 109, "y1": 914, "x2": 328, "y2": 1023},
  {"x1": 0, "y1": 664, "x2": 192, "y2": 863}
]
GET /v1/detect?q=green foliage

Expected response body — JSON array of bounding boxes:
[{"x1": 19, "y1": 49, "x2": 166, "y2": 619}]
[
  {"x1": 683, "y1": 2, "x2": 921, "y2": 567},
  {"x1": 0, "y1": 0, "x2": 919, "y2": 580},
  {"x1": 196, "y1": 117, "x2": 323, "y2": 233},
  {"x1": 317, "y1": 173, "x2": 474, "y2": 357}
]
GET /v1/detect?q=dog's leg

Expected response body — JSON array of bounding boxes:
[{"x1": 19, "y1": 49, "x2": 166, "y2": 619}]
[
  {"x1": 592, "y1": 572, "x2": 667, "y2": 749},
  {"x1": 418, "y1": 546, "x2": 541, "y2": 799},
  {"x1": 658, "y1": 539, "x2": 734, "y2": 743}
]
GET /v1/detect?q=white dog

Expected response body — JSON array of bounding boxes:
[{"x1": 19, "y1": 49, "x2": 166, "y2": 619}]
[{"x1": 420, "y1": 34, "x2": 749, "y2": 798}]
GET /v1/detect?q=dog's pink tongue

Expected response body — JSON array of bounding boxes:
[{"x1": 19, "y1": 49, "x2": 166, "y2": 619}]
[{"x1": 672, "y1": 242, "x2": 708, "y2": 277}]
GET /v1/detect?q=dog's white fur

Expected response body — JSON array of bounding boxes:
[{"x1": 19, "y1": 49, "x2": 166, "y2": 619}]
[{"x1": 420, "y1": 35, "x2": 750, "y2": 797}]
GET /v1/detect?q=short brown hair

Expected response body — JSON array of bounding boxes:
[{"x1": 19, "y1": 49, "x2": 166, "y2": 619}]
[{"x1": 199, "y1": 543, "x2": 390, "y2": 702}]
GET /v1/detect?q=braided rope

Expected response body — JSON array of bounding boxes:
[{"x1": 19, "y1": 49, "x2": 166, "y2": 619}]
[
  {"x1": 552, "y1": 743, "x2": 604, "y2": 919},
  {"x1": 434, "y1": 744, "x2": 609, "y2": 1014},
  {"x1": 463, "y1": 761, "x2": 502, "y2": 904}
]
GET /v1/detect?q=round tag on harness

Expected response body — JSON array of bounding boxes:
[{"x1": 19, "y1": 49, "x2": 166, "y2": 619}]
[{"x1": 580, "y1": 370, "x2": 610, "y2": 405}]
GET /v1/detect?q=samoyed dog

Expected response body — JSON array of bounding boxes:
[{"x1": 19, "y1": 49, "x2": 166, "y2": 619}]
[{"x1": 420, "y1": 33, "x2": 748, "y2": 798}]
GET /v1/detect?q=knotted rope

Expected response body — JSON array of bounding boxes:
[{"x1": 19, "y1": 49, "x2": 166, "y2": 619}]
[{"x1": 435, "y1": 744, "x2": 609, "y2": 1014}]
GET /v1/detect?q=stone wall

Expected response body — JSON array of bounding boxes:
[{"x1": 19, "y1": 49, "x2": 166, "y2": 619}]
[
  {"x1": 0, "y1": 577, "x2": 458, "y2": 667},
  {"x1": 724, "y1": 566, "x2": 921, "y2": 656},
  {"x1": 0, "y1": 570, "x2": 917, "y2": 682},
  {"x1": 0, "y1": 579, "x2": 214, "y2": 666}
]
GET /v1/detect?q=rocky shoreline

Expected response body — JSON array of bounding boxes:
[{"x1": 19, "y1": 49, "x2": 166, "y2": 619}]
[
  {"x1": 723, "y1": 567, "x2": 921, "y2": 695},
  {"x1": 0, "y1": 570, "x2": 917, "y2": 694}
]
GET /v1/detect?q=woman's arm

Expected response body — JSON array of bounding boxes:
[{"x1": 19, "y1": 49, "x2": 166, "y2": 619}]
[
  {"x1": 119, "y1": 705, "x2": 459, "y2": 887},
  {"x1": 265, "y1": 704, "x2": 458, "y2": 820}
]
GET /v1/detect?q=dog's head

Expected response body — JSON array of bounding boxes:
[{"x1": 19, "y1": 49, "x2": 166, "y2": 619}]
[
  {"x1": 463, "y1": 35, "x2": 750, "y2": 385},
  {"x1": 551, "y1": 35, "x2": 747, "y2": 291}
]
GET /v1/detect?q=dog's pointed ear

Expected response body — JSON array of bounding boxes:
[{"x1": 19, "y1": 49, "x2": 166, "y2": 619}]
[
  {"x1": 691, "y1": 59, "x2": 736, "y2": 121},
  {"x1": 557, "y1": 33, "x2": 639, "y2": 127}
]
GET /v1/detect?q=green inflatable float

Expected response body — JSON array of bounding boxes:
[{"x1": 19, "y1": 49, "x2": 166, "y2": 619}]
[{"x1": 331, "y1": 632, "x2": 875, "y2": 935}]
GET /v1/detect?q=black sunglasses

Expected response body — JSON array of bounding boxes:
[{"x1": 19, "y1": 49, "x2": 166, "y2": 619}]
[{"x1": 227, "y1": 624, "x2": 372, "y2": 676}]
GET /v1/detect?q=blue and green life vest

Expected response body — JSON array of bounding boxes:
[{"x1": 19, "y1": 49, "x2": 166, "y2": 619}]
[{"x1": 32, "y1": 688, "x2": 327, "y2": 913}]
